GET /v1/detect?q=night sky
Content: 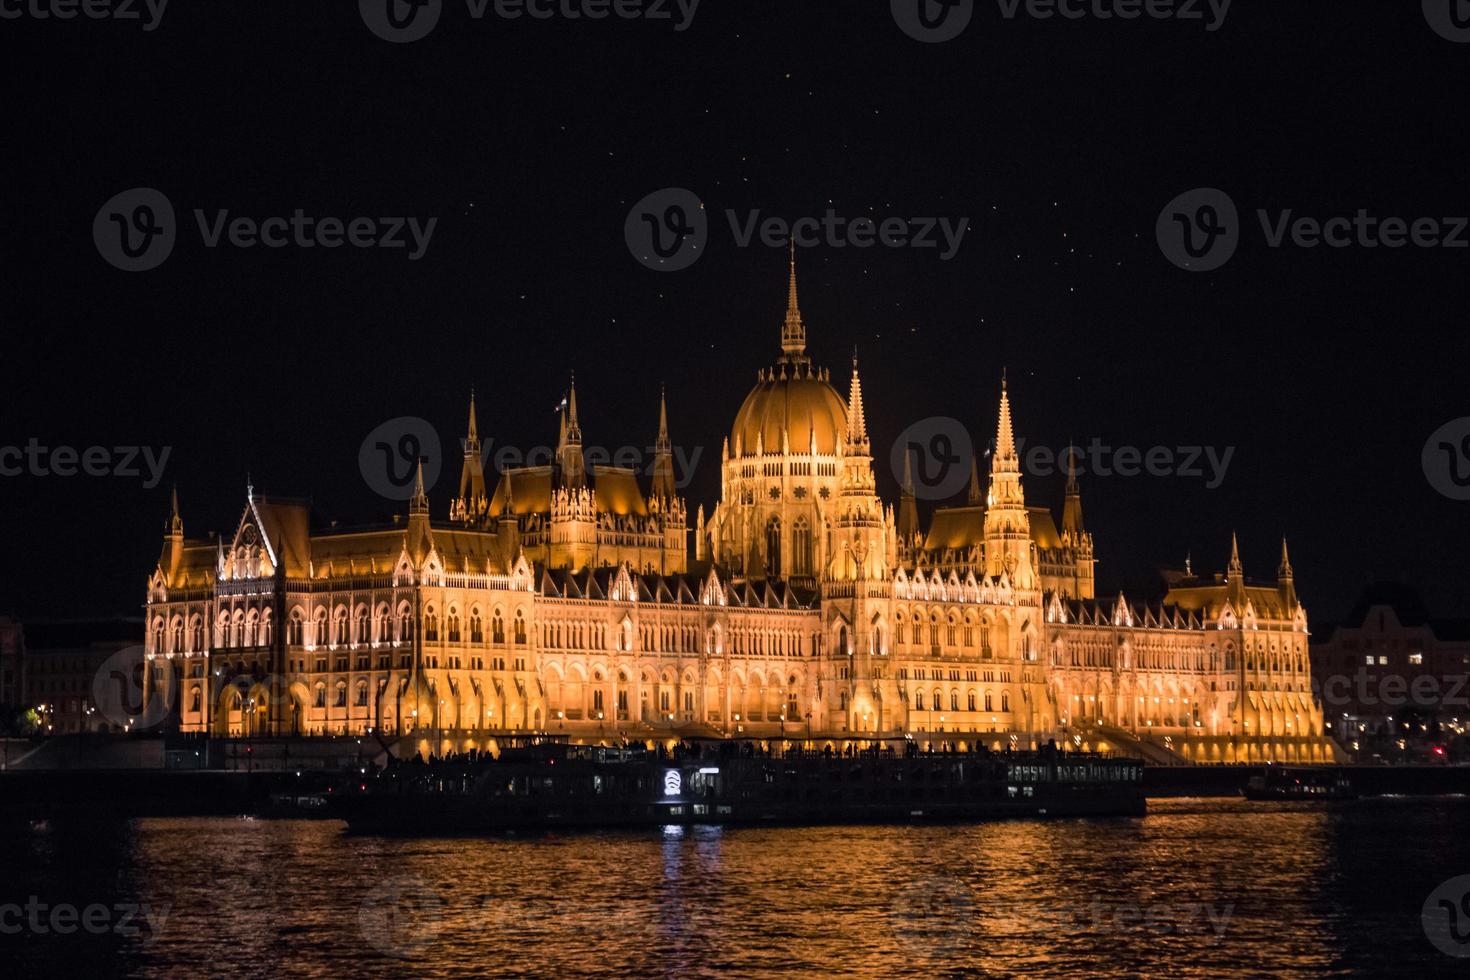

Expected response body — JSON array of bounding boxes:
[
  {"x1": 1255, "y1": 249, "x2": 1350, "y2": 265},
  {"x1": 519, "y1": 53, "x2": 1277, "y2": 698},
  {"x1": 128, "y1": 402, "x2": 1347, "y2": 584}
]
[{"x1": 3, "y1": 1, "x2": 1468, "y2": 623}]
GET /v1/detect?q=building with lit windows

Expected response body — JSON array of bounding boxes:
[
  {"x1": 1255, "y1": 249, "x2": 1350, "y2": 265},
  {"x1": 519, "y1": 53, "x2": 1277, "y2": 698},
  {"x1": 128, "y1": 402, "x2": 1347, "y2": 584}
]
[{"x1": 142, "y1": 259, "x2": 1337, "y2": 763}]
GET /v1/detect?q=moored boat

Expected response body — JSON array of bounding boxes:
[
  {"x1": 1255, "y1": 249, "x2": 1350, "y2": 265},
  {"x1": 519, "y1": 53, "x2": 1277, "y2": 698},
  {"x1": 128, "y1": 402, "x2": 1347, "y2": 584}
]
[{"x1": 333, "y1": 737, "x2": 1146, "y2": 833}]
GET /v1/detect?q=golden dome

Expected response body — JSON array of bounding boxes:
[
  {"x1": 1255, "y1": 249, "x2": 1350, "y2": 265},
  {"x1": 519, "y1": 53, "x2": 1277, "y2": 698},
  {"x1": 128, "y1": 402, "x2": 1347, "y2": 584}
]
[{"x1": 732, "y1": 365, "x2": 847, "y2": 457}]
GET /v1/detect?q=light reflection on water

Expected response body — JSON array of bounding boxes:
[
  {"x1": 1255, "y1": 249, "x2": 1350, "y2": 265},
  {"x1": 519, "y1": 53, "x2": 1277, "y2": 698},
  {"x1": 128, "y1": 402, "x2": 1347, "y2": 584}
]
[{"x1": 5, "y1": 797, "x2": 1469, "y2": 978}]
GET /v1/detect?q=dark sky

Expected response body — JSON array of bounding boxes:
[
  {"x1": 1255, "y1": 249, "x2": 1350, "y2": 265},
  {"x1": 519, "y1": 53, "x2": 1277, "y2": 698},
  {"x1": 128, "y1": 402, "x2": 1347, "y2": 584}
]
[{"x1": 3, "y1": 1, "x2": 1467, "y2": 623}]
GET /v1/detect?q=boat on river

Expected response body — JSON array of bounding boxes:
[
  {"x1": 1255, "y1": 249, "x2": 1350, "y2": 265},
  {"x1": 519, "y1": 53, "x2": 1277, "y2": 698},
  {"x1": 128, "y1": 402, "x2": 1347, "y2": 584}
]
[
  {"x1": 1242, "y1": 766, "x2": 1358, "y2": 801},
  {"x1": 333, "y1": 737, "x2": 1146, "y2": 833}
]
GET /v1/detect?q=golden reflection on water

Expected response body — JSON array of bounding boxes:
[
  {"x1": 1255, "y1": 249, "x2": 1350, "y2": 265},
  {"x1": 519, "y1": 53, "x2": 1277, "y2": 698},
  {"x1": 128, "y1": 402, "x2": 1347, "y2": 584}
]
[{"x1": 9, "y1": 797, "x2": 1470, "y2": 978}]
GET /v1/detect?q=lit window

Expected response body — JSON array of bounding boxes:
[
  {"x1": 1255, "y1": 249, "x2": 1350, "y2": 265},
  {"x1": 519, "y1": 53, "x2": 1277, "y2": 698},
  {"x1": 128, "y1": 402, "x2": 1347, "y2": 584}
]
[{"x1": 1409, "y1": 653, "x2": 1423, "y2": 665}]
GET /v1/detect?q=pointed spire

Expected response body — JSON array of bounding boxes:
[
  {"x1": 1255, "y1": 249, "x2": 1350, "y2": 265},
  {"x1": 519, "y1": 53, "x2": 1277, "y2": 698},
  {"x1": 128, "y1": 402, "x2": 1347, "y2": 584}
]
[
  {"x1": 898, "y1": 450, "x2": 919, "y2": 543},
  {"x1": 1228, "y1": 531, "x2": 1242, "y2": 578},
  {"x1": 1062, "y1": 442, "x2": 1084, "y2": 536},
  {"x1": 656, "y1": 384, "x2": 670, "y2": 452},
  {"x1": 968, "y1": 457, "x2": 982, "y2": 505},
  {"x1": 566, "y1": 372, "x2": 581, "y2": 441},
  {"x1": 466, "y1": 388, "x2": 479, "y2": 447},
  {"x1": 169, "y1": 484, "x2": 182, "y2": 534},
  {"x1": 779, "y1": 241, "x2": 807, "y2": 361},
  {"x1": 410, "y1": 458, "x2": 429, "y2": 515},
  {"x1": 1278, "y1": 536, "x2": 1293, "y2": 579},
  {"x1": 994, "y1": 374, "x2": 1017, "y2": 466},
  {"x1": 1185, "y1": 551, "x2": 1193, "y2": 577},
  {"x1": 846, "y1": 352, "x2": 868, "y2": 444},
  {"x1": 651, "y1": 385, "x2": 675, "y2": 500}
]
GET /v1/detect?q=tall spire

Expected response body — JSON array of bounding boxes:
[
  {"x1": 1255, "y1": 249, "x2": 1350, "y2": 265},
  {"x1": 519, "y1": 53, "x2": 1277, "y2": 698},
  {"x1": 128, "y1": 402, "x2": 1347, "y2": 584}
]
[
  {"x1": 780, "y1": 241, "x2": 807, "y2": 361},
  {"x1": 1062, "y1": 443, "x2": 1084, "y2": 536},
  {"x1": 651, "y1": 385, "x2": 675, "y2": 500},
  {"x1": 169, "y1": 484, "x2": 182, "y2": 535},
  {"x1": 1228, "y1": 531, "x2": 1243, "y2": 578},
  {"x1": 898, "y1": 450, "x2": 919, "y2": 544},
  {"x1": 994, "y1": 372, "x2": 1017, "y2": 468},
  {"x1": 454, "y1": 389, "x2": 488, "y2": 524},
  {"x1": 846, "y1": 352, "x2": 868, "y2": 445},
  {"x1": 410, "y1": 458, "x2": 429, "y2": 515},
  {"x1": 1278, "y1": 536, "x2": 1293, "y2": 579},
  {"x1": 558, "y1": 373, "x2": 586, "y2": 489},
  {"x1": 968, "y1": 456, "x2": 982, "y2": 505}
]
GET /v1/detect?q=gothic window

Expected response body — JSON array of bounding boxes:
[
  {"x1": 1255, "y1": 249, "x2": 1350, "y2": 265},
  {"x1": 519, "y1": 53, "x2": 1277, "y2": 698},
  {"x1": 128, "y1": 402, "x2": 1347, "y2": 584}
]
[
  {"x1": 967, "y1": 692, "x2": 976, "y2": 711},
  {"x1": 929, "y1": 616, "x2": 939, "y2": 647},
  {"x1": 838, "y1": 625, "x2": 849, "y2": 656},
  {"x1": 356, "y1": 610, "x2": 369, "y2": 645},
  {"x1": 170, "y1": 620, "x2": 184, "y2": 653},
  {"x1": 768, "y1": 486, "x2": 780, "y2": 500},
  {"x1": 424, "y1": 610, "x2": 439, "y2": 642},
  {"x1": 792, "y1": 518, "x2": 812, "y2": 576},
  {"x1": 895, "y1": 619, "x2": 906, "y2": 645},
  {"x1": 514, "y1": 612, "x2": 526, "y2": 644},
  {"x1": 355, "y1": 681, "x2": 368, "y2": 707},
  {"x1": 447, "y1": 611, "x2": 462, "y2": 643},
  {"x1": 314, "y1": 684, "x2": 326, "y2": 708},
  {"x1": 189, "y1": 687, "x2": 201, "y2": 712},
  {"x1": 915, "y1": 692, "x2": 924, "y2": 711},
  {"x1": 334, "y1": 681, "x2": 347, "y2": 708},
  {"x1": 470, "y1": 611, "x2": 484, "y2": 644},
  {"x1": 190, "y1": 617, "x2": 204, "y2": 652},
  {"x1": 950, "y1": 691, "x2": 959, "y2": 711},
  {"x1": 947, "y1": 616, "x2": 957, "y2": 646},
  {"x1": 985, "y1": 691, "x2": 994, "y2": 712},
  {"x1": 765, "y1": 517, "x2": 782, "y2": 578},
  {"x1": 492, "y1": 611, "x2": 505, "y2": 644},
  {"x1": 818, "y1": 487, "x2": 830, "y2": 499},
  {"x1": 1002, "y1": 691, "x2": 1011, "y2": 712},
  {"x1": 794, "y1": 486, "x2": 807, "y2": 499}
]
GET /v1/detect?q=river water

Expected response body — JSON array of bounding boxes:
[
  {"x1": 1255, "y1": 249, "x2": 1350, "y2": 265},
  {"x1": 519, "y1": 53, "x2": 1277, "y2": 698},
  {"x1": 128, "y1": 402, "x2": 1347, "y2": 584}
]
[{"x1": 4, "y1": 797, "x2": 1469, "y2": 977}]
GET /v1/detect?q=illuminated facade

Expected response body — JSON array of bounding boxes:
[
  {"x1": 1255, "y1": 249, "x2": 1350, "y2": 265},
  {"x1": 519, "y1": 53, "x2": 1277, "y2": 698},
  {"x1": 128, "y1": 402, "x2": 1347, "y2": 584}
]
[{"x1": 143, "y1": 260, "x2": 1336, "y2": 763}]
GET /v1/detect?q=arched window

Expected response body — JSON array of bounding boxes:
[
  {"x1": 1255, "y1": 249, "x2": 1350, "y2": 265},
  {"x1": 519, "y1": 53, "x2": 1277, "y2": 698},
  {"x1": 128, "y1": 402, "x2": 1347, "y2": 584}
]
[
  {"x1": 470, "y1": 611, "x2": 484, "y2": 644},
  {"x1": 984, "y1": 690, "x2": 994, "y2": 712},
  {"x1": 950, "y1": 691, "x2": 959, "y2": 711},
  {"x1": 189, "y1": 687, "x2": 201, "y2": 712},
  {"x1": 1001, "y1": 691, "x2": 1011, "y2": 712},
  {"x1": 514, "y1": 612, "x2": 527, "y2": 644},
  {"x1": 967, "y1": 691, "x2": 976, "y2": 711},
  {"x1": 287, "y1": 611, "x2": 304, "y2": 646},
  {"x1": 792, "y1": 517, "x2": 812, "y2": 576},
  {"x1": 356, "y1": 609, "x2": 369, "y2": 645},
  {"x1": 914, "y1": 692, "x2": 925, "y2": 710},
  {"x1": 765, "y1": 517, "x2": 782, "y2": 578},
  {"x1": 492, "y1": 611, "x2": 505, "y2": 644},
  {"x1": 838, "y1": 625, "x2": 849, "y2": 656}
]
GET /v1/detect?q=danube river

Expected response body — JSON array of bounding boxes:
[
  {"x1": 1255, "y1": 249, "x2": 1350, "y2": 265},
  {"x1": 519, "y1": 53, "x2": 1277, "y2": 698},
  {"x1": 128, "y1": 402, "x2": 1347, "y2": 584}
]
[{"x1": 5, "y1": 797, "x2": 1468, "y2": 977}]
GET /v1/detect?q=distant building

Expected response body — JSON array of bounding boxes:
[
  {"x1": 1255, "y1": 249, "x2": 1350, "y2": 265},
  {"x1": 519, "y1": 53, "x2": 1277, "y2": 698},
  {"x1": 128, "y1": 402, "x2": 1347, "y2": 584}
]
[
  {"x1": 1311, "y1": 583, "x2": 1470, "y2": 759},
  {"x1": 0, "y1": 617, "x2": 24, "y2": 707},
  {"x1": 23, "y1": 619, "x2": 144, "y2": 734}
]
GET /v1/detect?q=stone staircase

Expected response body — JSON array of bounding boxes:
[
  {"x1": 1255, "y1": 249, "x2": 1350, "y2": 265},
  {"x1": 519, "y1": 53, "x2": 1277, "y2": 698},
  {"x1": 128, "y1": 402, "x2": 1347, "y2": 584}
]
[{"x1": 1093, "y1": 724, "x2": 1190, "y2": 766}]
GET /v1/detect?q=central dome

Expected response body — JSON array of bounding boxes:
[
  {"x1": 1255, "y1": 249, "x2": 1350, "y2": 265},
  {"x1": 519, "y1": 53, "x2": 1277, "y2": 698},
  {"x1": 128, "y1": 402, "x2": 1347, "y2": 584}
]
[{"x1": 732, "y1": 365, "x2": 847, "y2": 457}]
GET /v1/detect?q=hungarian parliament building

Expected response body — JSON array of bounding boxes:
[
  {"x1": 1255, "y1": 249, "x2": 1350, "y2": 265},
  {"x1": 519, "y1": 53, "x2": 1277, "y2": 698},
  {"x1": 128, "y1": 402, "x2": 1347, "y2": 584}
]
[{"x1": 143, "y1": 261, "x2": 1336, "y2": 764}]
